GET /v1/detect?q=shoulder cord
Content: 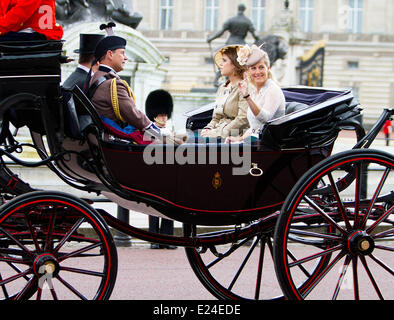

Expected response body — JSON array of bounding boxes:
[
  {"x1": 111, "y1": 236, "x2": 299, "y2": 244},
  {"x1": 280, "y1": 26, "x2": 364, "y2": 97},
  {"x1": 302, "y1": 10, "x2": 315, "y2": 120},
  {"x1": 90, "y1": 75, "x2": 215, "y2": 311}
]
[{"x1": 110, "y1": 78, "x2": 136, "y2": 123}]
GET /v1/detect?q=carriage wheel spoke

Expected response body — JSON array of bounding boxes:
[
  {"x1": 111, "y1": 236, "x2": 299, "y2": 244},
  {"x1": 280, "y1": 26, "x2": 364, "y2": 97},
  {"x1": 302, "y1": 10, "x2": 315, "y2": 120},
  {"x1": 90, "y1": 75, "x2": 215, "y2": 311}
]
[
  {"x1": 303, "y1": 196, "x2": 347, "y2": 235},
  {"x1": 288, "y1": 244, "x2": 342, "y2": 269},
  {"x1": 15, "y1": 275, "x2": 37, "y2": 300},
  {"x1": 56, "y1": 274, "x2": 87, "y2": 300},
  {"x1": 57, "y1": 241, "x2": 102, "y2": 262},
  {"x1": 25, "y1": 213, "x2": 41, "y2": 253},
  {"x1": 286, "y1": 249, "x2": 311, "y2": 278},
  {"x1": 360, "y1": 168, "x2": 390, "y2": 229},
  {"x1": 352, "y1": 256, "x2": 359, "y2": 300},
  {"x1": 36, "y1": 287, "x2": 42, "y2": 300},
  {"x1": 301, "y1": 251, "x2": 346, "y2": 299},
  {"x1": 327, "y1": 173, "x2": 352, "y2": 230},
  {"x1": 35, "y1": 285, "x2": 58, "y2": 301},
  {"x1": 206, "y1": 236, "x2": 253, "y2": 269},
  {"x1": 49, "y1": 287, "x2": 58, "y2": 300},
  {"x1": 289, "y1": 227, "x2": 342, "y2": 242},
  {"x1": 359, "y1": 256, "x2": 384, "y2": 300},
  {"x1": 0, "y1": 226, "x2": 35, "y2": 258},
  {"x1": 0, "y1": 268, "x2": 32, "y2": 287},
  {"x1": 354, "y1": 163, "x2": 362, "y2": 229},
  {"x1": 368, "y1": 253, "x2": 394, "y2": 275},
  {"x1": 0, "y1": 253, "x2": 30, "y2": 265},
  {"x1": 60, "y1": 266, "x2": 105, "y2": 278},
  {"x1": 254, "y1": 236, "x2": 266, "y2": 300},
  {"x1": 44, "y1": 210, "x2": 57, "y2": 252},
  {"x1": 52, "y1": 217, "x2": 85, "y2": 254},
  {"x1": 0, "y1": 273, "x2": 9, "y2": 299},
  {"x1": 367, "y1": 206, "x2": 394, "y2": 234},
  {"x1": 332, "y1": 255, "x2": 352, "y2": 300},
  {"x1": 373, "y1": 227, "x2": 394, "y2": 240},
  {"x1": 228, "y1": 235, "x2": 260, "y2": 291},
  {"x1": 374, "y1": 244, "x2": 394, "y2": 252}
]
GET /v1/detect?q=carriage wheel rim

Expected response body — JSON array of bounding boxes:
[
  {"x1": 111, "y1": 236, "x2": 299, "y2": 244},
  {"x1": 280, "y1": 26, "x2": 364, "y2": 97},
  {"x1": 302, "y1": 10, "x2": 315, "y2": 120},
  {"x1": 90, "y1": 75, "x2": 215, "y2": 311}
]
[{"x1": 277, "y1": 151, "x2": 393, "y2": 300}]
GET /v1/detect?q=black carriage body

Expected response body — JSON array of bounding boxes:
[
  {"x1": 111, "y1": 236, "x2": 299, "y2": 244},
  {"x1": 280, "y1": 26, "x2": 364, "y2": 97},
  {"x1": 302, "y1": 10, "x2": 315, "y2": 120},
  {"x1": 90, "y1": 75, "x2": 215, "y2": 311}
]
[
  {"x1": 0, "y1": 41, "x2": 63, "y2": 134},
  {"x1": 99, "y1": 142, "x2": 331, "y2": 225}
]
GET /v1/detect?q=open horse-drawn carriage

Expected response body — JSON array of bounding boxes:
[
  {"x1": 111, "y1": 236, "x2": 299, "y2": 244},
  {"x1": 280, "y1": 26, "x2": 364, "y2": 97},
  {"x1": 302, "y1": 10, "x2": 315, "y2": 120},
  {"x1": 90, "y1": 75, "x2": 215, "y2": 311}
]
[{"x1": 0, "y1": 40, "x2": 392, "y2": 300}]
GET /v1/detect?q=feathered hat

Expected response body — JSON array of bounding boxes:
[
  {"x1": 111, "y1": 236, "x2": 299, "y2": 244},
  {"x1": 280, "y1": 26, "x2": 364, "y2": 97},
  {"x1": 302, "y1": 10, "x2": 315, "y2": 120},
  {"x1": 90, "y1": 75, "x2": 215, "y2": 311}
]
[{"x1": 94, "y1": 22, "x2": 126, "y2": 62}]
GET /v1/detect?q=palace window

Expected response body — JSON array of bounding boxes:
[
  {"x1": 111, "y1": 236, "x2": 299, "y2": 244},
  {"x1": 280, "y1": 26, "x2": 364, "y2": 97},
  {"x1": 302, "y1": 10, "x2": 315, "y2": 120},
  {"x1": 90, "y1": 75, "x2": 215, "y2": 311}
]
[
  {"x1": 347, "y1": 61, "x2": 359, "y2": 69},
  {"x1": 299, "y1": 0, "x2": 314, "y2": 32},
  {"x1": 160, "y1": 0, "x2": 173, "y2": 30},
  {"x1": 347, "y1": 0, "x2": 363, "y2": 33},
  {"x1": 205, "y1": 0, "x2": 219, "y2": 31},
  {"x1": 251, "y1": 0, "x2": 265, "y2": 32}
]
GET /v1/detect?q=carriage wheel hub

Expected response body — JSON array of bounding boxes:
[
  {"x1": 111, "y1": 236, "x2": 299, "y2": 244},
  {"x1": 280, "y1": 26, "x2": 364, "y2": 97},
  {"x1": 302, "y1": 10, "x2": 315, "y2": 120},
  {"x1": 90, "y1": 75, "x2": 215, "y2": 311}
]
[
  {"x1": 347, "y1": 231, "x2": 374, "y2": 256},
  {"x1": 33, "y1": 254, "x2": 59, "y2": 278}
]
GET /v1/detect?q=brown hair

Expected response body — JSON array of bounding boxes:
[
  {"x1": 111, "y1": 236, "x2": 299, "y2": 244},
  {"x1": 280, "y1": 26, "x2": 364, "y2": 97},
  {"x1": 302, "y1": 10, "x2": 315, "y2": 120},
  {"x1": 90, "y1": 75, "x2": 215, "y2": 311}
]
[
  {"x1": 221, "y1": 47, "x2": 247, "y2": 79},
  {"x1": 79, "y1": 53, "x2": 95, "y2": 65}
]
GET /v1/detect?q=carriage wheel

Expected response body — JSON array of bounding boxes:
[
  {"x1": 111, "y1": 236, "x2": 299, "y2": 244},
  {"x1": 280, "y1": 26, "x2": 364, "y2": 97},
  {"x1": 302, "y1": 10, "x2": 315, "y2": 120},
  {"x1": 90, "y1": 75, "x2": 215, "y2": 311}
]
[
  {"x1": 0, "y1": 191, "x2": 117, "y2": 300},
  {"x1": 274, "y1": 149, "x2": 394, "y2": 300},
  {"x1": 184, "y1": 218, "x2": 331, "y2": 300}
]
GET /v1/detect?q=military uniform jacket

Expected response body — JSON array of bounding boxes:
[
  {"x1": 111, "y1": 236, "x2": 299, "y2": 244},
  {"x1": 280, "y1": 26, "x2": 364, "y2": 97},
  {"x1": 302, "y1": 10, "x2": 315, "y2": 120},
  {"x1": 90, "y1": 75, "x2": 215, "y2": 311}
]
[
  {"x1": 204, "y1": 81, "x2": 249, "y2": 138},
  {"x1": 89, "y1": 66, "x2": 151, "y2": 131},
  {"x1": 0, "y1": 0, "x2": 63, "y2": 39}
]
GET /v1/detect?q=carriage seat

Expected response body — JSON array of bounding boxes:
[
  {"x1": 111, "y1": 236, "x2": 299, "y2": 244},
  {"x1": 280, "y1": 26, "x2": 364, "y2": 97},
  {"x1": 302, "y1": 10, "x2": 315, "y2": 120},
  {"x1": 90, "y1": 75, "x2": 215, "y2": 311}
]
[
  {"x1": 285, "y1": 101, "x2": 309, "y2": 115},
  {"x1": 63, "y1": 86, "x2": 152, "y2": 145}
]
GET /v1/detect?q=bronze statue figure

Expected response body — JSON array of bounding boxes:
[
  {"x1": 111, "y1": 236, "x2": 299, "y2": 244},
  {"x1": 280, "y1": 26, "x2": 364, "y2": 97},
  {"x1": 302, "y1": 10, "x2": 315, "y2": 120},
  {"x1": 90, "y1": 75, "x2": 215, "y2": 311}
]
[
  {"x1": 55, "y1": 0, "x2": 143, "y2": 29},
  {"x1": 207, "y1": 4, "x2": 287, "y2": 87},
  {"x1": 207, "y1": 4, "x2": 259, "y2": 46}
]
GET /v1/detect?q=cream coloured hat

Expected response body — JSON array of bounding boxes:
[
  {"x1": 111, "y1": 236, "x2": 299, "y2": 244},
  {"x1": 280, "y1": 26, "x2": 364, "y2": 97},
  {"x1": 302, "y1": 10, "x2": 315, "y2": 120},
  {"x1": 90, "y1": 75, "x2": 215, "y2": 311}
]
[
  {"x1": 213, "y1": 44, "x2": 244, "y2": 68},
  {"x1": 237, "y1": 44, "x2": 270, "y2": 67}
]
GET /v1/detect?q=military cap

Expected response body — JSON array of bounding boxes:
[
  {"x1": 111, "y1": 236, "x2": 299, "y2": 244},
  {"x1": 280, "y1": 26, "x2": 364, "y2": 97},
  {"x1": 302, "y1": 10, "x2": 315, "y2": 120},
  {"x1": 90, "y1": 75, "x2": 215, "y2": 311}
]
[{"x1": 94, "y1": 22, "x2": 127, "y2": 61}]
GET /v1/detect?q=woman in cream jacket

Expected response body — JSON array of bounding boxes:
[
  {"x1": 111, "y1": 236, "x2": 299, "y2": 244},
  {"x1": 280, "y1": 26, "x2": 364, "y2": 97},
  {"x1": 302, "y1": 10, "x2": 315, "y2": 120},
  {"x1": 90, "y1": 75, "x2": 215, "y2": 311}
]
[{"x1": 201, "y1": 45, "x2": 249, "y2": 139}]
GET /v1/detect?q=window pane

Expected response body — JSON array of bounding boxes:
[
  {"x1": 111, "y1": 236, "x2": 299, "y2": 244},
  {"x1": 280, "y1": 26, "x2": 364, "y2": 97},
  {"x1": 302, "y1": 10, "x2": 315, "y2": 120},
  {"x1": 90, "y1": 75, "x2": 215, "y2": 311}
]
[
  {"x1": 347, "y1": 0, "x2": 362, "y2": 33},
  {"x1": 251, "y1": 0, "x2": 265, "y2": 31},
  {"x1": 160, "y1": 0, "x2": 173, "y2": 30},
  {"x1": 161, "y1": 9, "x2": 167, "y2": 29},
  {"x1": 205, "y1": 0, "x2": 218, "y2": 31},
  {"x1": 205, "y1": 9, "x2": 211, "y2": 30},
  {"x1": 299, "y1": 0, "x2": 314, "y2": 32}
]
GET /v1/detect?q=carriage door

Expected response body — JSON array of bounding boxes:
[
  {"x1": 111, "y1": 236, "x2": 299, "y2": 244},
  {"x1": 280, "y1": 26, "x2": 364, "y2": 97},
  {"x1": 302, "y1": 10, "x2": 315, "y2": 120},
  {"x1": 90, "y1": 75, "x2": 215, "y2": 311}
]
[{"x1": 174, "y1": 143, "x2": 257, "y2": 212}]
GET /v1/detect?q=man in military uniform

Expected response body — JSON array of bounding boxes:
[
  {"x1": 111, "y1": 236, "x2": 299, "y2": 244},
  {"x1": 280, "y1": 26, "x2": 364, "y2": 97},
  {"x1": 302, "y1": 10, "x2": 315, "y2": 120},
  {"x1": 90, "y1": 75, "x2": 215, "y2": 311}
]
[
  {"x1": 88, "y1": 28, "x2": 160, "y2": 139},
  {"x1": 63, "y1": 33, "x2": 105, "y2": 90},
  {"x1": 0, "y1": 0, "x2": 63, "y2": 41}
]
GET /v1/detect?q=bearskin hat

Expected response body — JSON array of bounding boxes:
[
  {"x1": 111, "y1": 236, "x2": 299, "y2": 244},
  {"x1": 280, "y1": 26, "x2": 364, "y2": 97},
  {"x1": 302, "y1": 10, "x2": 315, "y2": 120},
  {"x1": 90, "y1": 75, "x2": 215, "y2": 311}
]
[{"x1": 145, "y1": 89, "x2": 174, "y2": 121}]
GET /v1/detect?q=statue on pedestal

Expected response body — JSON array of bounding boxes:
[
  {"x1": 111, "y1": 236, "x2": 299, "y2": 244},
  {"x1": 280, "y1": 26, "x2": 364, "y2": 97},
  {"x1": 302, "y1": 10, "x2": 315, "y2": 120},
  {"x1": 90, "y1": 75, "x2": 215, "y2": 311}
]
[{"x1": 207, "y1": 3, "x2": 287, "y2": 87}]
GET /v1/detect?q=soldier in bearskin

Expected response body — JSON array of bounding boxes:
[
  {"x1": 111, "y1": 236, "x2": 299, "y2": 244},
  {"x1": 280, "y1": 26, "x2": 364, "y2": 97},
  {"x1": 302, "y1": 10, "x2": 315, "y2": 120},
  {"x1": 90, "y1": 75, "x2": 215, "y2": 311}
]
[{"x1": 145, "y1": 89, "x2": 174, "y2": 137}]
